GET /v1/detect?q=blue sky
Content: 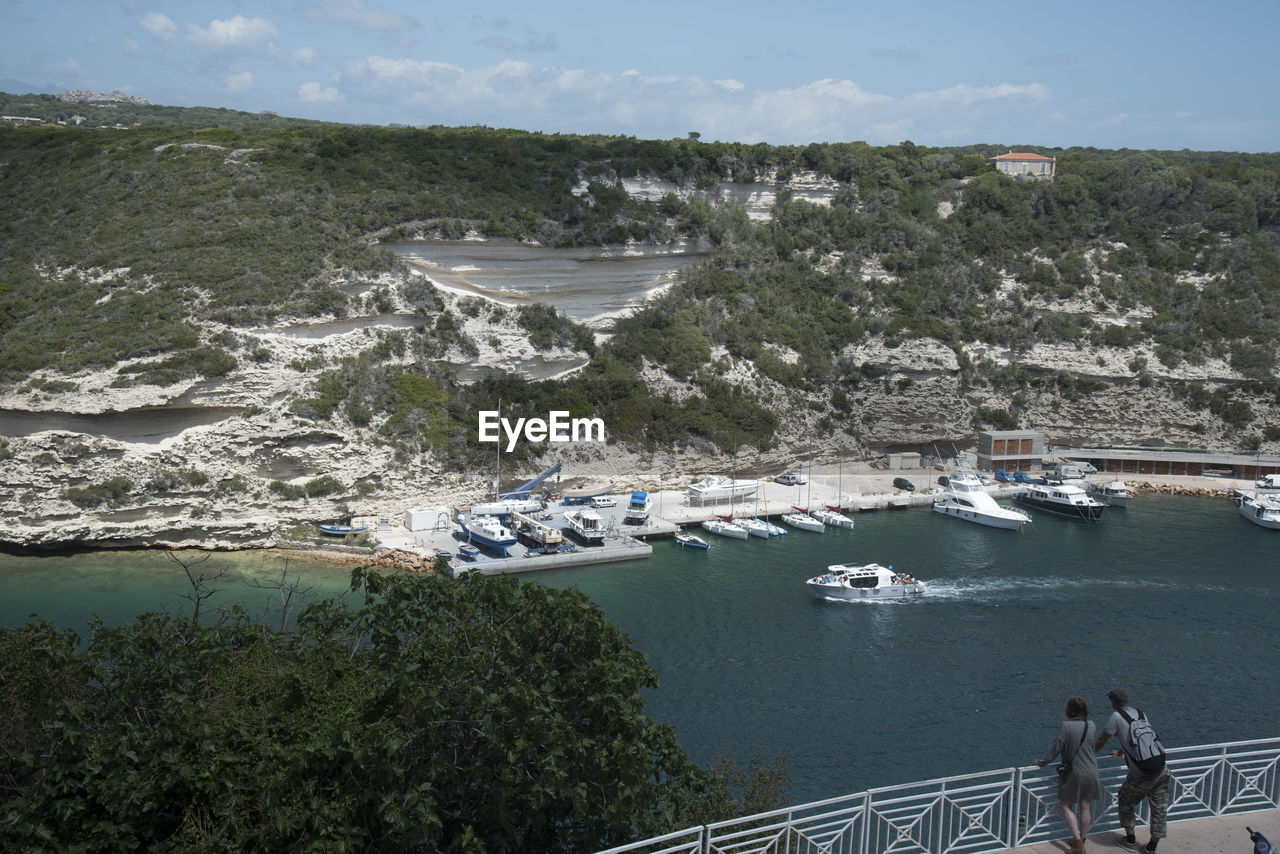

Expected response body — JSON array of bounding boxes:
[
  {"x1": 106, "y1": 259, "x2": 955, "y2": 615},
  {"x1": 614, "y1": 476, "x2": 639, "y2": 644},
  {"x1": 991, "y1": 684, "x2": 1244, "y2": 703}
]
[{"x1": 2, "y1": 0, "x2": 1276, "y2": 151}]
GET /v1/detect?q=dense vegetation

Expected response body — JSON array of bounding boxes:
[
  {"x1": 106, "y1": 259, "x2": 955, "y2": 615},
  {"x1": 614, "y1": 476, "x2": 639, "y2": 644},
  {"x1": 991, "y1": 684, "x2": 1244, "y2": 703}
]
[
  {"x1": 3, "y1": 94, "x2": 1279, "y2": 457},
  {"x1": 0, "y1": 568, "x2": 790, "y2": 852}
]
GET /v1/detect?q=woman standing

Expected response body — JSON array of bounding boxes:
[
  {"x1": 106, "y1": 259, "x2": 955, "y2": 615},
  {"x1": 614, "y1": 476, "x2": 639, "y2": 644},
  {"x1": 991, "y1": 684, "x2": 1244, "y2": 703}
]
[{"x1": 1036, "y1": 696, "x2": 1104, "y2": 853}]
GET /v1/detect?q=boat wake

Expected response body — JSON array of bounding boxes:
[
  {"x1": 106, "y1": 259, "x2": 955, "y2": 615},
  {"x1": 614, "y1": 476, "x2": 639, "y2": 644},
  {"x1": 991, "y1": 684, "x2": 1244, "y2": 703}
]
[{"x1": 922, "y1": 575, "x2": 1231, "y2": 600}]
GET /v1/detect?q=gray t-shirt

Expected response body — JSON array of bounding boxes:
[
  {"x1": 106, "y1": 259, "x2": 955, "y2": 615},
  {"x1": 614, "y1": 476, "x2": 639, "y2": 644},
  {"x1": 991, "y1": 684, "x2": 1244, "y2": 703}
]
[{"x1": 1103, "y1": 705, "x2": 1151, "y2": 776}]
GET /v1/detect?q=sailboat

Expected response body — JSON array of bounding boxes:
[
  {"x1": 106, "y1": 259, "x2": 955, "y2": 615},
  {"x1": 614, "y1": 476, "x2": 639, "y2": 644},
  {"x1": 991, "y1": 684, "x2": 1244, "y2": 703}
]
[
  {"x1": 812, "y1": 448, "x2": 855, "y2": 529},
  {"x1": 755, "y1": 449, "x2": 787, "y2": 536},
  {"x1": 782, "y1": 434, "x2": 825, "y2": 533}
]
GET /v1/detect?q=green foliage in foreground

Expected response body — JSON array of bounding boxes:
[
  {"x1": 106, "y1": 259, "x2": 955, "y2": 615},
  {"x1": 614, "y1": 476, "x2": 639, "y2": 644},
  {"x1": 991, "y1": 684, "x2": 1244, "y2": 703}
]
[{"x1": 0, "y1": 570, "x2": 790, "y2": 852}]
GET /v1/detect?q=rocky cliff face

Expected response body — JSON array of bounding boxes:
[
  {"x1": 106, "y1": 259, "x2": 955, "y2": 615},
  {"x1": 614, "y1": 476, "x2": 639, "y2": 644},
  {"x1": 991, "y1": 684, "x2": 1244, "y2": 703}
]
[{"x1": 0, "y1": 266, "x2": 1272, "y2": 552}]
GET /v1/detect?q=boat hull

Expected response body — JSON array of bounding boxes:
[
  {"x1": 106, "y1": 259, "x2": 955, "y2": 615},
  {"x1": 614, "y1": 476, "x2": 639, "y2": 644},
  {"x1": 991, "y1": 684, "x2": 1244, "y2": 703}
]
[
  {"x1": 675, "y1": 533, "x2": 709, "y2": 549},
  {"x1": 806, "y1": 580, "x2": 925, "y2": 600},
  {"x1": 701, "y1": 520, "x2": 749, "y2": 540},
  {"x1": 781, "y1": 513, "x2": 824, "y2": 533},
  {"x1": 932, "y1": 502, "x2": 1028, "y2": 530},
  {"x1": 1238, "y1": 493, "x2": 1280, "y2": 529}
]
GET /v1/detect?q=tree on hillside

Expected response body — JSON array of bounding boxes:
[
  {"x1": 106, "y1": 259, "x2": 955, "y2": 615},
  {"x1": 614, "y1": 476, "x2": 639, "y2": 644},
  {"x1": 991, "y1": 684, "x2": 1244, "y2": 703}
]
[{"x1": 0, "y1": 569, "x2": 782, "y2": 852}]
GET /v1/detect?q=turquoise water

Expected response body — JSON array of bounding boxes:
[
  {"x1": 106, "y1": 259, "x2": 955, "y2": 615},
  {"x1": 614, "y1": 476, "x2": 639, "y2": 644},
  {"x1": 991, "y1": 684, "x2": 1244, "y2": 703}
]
[{"x1": 2, "y1": 494, "x2": 1275, "y2": 803}]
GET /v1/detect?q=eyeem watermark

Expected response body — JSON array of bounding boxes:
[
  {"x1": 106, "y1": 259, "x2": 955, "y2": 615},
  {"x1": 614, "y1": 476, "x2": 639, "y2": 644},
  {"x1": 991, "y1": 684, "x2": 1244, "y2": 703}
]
[{"x1": 478, "y1": 410, "x2": 606, "y2": 453}]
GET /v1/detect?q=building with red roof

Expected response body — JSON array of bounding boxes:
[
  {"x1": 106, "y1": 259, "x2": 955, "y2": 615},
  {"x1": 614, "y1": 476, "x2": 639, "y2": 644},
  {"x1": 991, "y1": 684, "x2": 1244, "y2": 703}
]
[{"x1": 988, "y1": 150, "x2": 1056, "y2": 179}]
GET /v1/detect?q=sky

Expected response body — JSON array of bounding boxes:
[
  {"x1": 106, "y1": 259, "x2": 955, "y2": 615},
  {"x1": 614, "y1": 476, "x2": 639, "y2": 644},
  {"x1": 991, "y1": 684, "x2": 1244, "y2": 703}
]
[{"x1": 1, "y1": 0, "x2": 1277, "y2": 152}]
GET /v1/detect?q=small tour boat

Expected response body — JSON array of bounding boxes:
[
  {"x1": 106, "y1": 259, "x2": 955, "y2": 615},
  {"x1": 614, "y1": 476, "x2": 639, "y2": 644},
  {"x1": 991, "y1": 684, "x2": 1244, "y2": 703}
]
[
  {"x1": 1013, "y1": 482, "x2": 1106, "y2": 521},
  {"x1": 701, "y1": 518, "x2": 749, "y2": 540},
  {"x1": 806, "y1": 562, "x2": 926, "y2": 600},
  {"x1": 675, "y1": 532, "x2": 710, "y2": 549},
  {"x1": 457, "y1": 544, "x2": 481, "y2": 561},
  {"x1": 932, "y1": 472, "x2": 1031, "y2": 530}
]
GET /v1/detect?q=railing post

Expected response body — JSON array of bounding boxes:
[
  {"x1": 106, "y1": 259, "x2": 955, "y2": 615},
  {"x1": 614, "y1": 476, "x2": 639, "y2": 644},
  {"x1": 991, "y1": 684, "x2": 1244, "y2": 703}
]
[
  {"x1": 860, "y1": 790, "x2": 871, "y2": 854},
  {"x1": 1009, "y1": 766, "x2": 1023, "y2": 848}
]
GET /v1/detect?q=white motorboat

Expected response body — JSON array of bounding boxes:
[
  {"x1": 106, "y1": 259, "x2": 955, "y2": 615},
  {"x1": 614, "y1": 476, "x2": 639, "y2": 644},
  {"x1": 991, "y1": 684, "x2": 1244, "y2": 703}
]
[
  {"x1": 1085, "y1": 479, "x2": 1132, "y2": 507},
  {"x1": 623, "y1": 490, "x2": 652, "y2": 524},
  {"x1": 458, "y1": 514, "x2": 518, "y2": 554},
  {"x1": 1237, "y1": 490, "x2": 1280, "y2": 530},
  {"x1": 812, "y1": 508, "x2": 855, "y2": 529},
  {"x1": 932, "y1": 472, "x2": 1031, "y2": 530},
  {"x1": 781, "y1": 511, "x2": 824, "y2": 533},
  {"x1": 563, "y1": 508, "x2": 607, "y2": 544},
  {"x1": 1013, "y1": 482, "x2": 1106, "y2": 521},
  {"x1": 674, "y1": 532, "x2": 709, "y2": 549},
  {"x1": 469, "y1": 498, "x2": 545, "y2": 519},
  {"x1": 735, "y1": 517, "x2": 776, "y2": 538},
  {"x1": 806, "y1": 563, "x2": 925, "y2": 600},
  {"x1": 701, "y1": 518, "x2": 750, "y2": 540},
  {"x1": 686, "y1": 476, "x2": 760, "y2": 503}
]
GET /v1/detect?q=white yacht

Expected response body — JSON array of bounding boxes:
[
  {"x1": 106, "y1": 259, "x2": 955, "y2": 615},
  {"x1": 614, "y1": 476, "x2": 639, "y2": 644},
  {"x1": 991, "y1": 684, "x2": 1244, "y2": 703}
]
[
  {"x1": 806, "y1": 563, "x2": 926, "y2": 600},
  {"x1": 686, "y1": 476, "x2": 760, "y2": 503},
  {"x1": 1237, "y1": 490, "x2": 1280, "y2": 530},
  {"x1": 736, "y1": 517, "x2": 776, "y2": 538},
  {"x1": 933, "y1": 472, "x2": 1031, "y2": 530},
  {"x1": 812, "y1": 507, "x2": 855, "y2": 529},
  {"x1": 781, "y1": 511, "x2": 825, "y2": 533},
  {"x1": 1013, "y1": 482, "x2": 1106, "y2": 521},
  {"x1": 458, "y1": 514, "x2": 519, "y2": 554},
  {"x1": 563, "y1": 507, "x2": 607, "y2": 544},
  {"x1": 1085, "y1": 479, "x2": 1132, "y2": 507},
  {"x1": 701, "y1": 518, "x2": 750, "y2": 540},
  {"x1": 469, "y1": 498, "x2": 546, "y2": 519}
]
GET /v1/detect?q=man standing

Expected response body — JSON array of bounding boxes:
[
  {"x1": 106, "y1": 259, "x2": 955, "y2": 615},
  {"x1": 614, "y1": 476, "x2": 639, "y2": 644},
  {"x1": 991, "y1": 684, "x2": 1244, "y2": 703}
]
[{"x1": 1095, "y1": 688, "x2": 1170, "y2": 853}]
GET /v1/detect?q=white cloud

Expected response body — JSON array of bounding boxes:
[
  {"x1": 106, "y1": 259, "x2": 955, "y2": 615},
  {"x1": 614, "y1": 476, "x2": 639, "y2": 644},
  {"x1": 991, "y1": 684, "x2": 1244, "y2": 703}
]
[
  {"x1": 140, "y1": 12, "x2": 177, "y2": 40},
  {"x1": 328, "y1": 56, "x2": 1059, "y2": 145},
  {"x1": 187, "y1": 15, "x2": 278, "y2": 50},
  {"x1": 292, "y1": 47, "x2": 318, "y2": 68},
  {"x1": 297, "y1": 0, "x2": 418, "y2": 32},
  {"x1": 299, "y1": 81, "x2": 346, "y2": 104},
  {"x1": 226, "y1": 71, "x2": 254, "y2": 92}
]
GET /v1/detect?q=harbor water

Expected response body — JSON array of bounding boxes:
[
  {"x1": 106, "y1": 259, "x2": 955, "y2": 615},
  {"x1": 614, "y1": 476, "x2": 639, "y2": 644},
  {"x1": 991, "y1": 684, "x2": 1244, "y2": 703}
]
[{"x1": 1, "y1": 493, "x2": 1276, "y2": 804}]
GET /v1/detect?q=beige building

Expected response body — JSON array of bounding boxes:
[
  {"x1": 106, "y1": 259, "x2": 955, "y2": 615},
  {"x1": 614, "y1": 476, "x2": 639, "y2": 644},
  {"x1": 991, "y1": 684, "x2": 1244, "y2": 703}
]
[{"x1": 989, "y1": 150, "x2": 1056, "y2": 179}]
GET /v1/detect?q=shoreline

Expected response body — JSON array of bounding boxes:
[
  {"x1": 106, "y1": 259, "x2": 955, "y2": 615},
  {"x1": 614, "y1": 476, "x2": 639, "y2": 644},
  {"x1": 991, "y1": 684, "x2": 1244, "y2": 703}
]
[{"x1": 2, "y1": 472, "x2": 1247, "y2": 564}]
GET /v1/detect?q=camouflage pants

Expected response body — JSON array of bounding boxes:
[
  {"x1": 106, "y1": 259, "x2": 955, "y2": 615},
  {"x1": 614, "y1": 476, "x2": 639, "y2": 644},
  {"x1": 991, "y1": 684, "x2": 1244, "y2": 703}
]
[{"x1": 1117, "y1": 768, "x2": 1171, "y2": 839}]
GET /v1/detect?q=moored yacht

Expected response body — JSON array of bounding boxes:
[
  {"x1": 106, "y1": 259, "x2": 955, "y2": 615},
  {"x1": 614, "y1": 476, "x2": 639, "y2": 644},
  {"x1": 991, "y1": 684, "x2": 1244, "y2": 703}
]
[
  {"x1": 701, "y1": 517, "x2": 750, "y2": 540},
  {"x1": 932, "y1": 472, "x2": 1031, "y2": 530},
  {"x1": 1013, "y1": 482, "x2": 1106, "y2": 520},
  {"x1": 1085, "y1": 479, "x2": 1132, "y2": 507},
  {"x1": 1236, "y1": 489, "x2": 1280, "y2": 530},
  {"x1": 781, "y1": 511, "x2": 825, "y2": 533},
  {"x1": 735, "y1": 517, "x2": 776, "y2": 538},
  {"x1": 806, "y1": 562, "x2": 925, "y2": 600},
  {"x1": 812, "y1": 507, "x2": 855, "y2": 529}
]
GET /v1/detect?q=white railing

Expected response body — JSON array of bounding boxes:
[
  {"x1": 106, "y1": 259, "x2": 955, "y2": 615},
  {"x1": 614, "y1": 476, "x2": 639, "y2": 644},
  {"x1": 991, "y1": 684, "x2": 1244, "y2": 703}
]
[{"x1": 599, "y1": 737, "x2": 1280, "y2": 854}]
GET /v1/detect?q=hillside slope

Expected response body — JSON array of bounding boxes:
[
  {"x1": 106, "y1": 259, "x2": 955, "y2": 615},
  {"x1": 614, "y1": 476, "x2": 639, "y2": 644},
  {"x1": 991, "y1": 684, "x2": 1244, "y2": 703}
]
[{"x1": 1, "y1": 102, "x2": 1278, "y2": 548}]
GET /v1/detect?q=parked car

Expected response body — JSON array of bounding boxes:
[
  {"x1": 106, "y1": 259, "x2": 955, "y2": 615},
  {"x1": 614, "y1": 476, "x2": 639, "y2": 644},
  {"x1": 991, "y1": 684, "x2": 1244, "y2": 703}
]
[
  {"x1": 589, "y1": 496, "x2": 617, "y2": 508},
  {"x1": 892, "y1": 477, "x2": 915, "y2": 492},
  {"x1": 1012, "y1": 471, "x2": 1034, "y2": 484},
  {"x1": 994, "y1": 469, "x2": 1014, "y2": 483},
  {"x1": 776, "y1": 472, "x2": 807, "y2": 485},
  {"x1": 937, "y1": 475, "x2": 950, "y2": 487}
]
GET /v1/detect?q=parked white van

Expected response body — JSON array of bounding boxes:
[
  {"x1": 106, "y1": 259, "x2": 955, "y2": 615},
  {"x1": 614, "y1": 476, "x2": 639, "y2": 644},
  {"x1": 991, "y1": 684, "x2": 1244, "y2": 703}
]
[{"x1": 589, "y1": 496, "x2": 617, "y2": 508}]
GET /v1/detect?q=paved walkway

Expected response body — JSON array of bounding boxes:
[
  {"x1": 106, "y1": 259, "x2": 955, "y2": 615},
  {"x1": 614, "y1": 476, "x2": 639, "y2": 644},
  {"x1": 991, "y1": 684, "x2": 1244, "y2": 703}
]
[{"x1": 1002, "y1": 807, "x2": 1280, "y2": 853}]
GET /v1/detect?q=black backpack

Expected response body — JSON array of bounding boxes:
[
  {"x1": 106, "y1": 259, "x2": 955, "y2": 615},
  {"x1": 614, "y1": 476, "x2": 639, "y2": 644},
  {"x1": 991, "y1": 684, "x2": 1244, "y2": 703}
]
[{"x1": 1120, "y1": 708, "x2": 1167, "y2": 775}]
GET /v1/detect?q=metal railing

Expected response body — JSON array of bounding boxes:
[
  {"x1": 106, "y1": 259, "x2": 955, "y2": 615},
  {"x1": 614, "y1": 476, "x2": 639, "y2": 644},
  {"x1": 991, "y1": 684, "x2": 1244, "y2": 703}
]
[{"x1": 598, "y1": 737, "x2": 1280, "y2": 854}]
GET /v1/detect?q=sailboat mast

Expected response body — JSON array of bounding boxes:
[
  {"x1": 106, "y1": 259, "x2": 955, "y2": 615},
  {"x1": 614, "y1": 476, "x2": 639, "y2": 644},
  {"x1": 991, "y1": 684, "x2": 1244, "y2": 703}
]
[{"x1": 494, "y1": 398, "x2": 502, "y2": 501}]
